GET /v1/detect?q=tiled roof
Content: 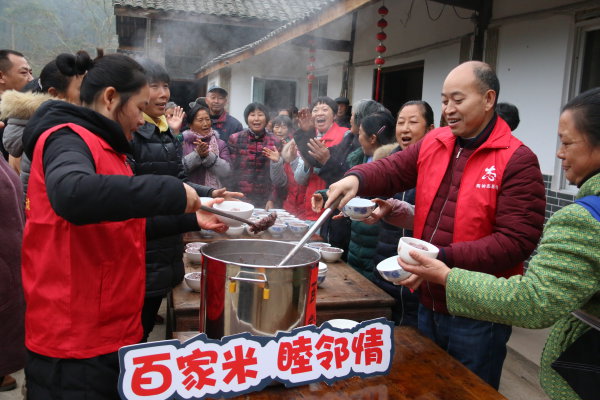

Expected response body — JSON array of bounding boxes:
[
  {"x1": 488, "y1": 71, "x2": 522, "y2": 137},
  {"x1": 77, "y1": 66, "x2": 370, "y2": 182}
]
[
  {"x1": 113, "y1": 0, "x2": 333, "y2": 22},
  {"x1": 195, "y1": 0, "x2": 341, "y2": 74}
]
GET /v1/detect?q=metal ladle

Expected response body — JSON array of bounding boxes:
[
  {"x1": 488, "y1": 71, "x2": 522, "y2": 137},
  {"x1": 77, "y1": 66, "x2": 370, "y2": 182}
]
[{"x1": 277, "y1": 195, "x2": 342, "y2": 267}]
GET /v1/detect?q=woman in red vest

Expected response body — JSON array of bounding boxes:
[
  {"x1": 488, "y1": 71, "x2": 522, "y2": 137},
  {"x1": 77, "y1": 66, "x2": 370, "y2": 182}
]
[
  {"x1": 292, "y1": 97, "x2": 346, "y2": 220},
  {"x1": 20, "y1": 54, "x2": 225, "y2": 399}
]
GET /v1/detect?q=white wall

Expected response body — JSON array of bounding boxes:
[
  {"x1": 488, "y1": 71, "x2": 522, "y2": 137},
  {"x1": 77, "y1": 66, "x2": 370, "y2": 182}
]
[{"x1": 495, "y1": 14, "x2": 572, "y2": 174}]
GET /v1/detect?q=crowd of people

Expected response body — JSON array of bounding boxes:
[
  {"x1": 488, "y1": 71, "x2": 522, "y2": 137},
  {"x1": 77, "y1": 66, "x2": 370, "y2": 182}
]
[{"x1": 0, "y1": 47, "x2": 598, "y2": 400}]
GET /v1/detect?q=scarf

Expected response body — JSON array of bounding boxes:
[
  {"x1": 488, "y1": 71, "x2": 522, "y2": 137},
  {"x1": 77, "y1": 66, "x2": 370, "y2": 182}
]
[
  {"x1": 143, "y1": 113, "x2": 169, "y2": 133},
  {"x1": 211, "y1": 112, "x2": 228, "y2": 131}
]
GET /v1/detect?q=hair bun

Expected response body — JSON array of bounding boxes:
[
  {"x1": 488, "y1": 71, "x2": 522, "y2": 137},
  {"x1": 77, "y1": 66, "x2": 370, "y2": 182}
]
[
  {"x1": 55, "y1": 51, "x2": 93, "y2": 76},
  {"x1": 74, "y1": 51, "x2": 93, "y2": 74}
]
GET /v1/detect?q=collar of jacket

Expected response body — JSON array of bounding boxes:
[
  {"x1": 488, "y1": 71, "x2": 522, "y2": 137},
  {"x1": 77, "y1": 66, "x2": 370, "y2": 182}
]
[
  {"x1": 137, "y1": 121, "x2": 160, "y2": 139},
  {"x1": 435, "y1": 114, "x2": 513, "y2": 152},
  {"x1": 248, "y1": 129, "x2": 266, "y2": 141}
]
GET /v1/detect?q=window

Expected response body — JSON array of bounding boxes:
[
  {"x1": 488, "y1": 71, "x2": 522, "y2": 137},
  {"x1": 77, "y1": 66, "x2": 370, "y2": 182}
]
[
  {"x1": 252, "y1": 77, "x2": 297, "y2": 113},
  {"x1": 310, "y1": 75, "x2": 328, "y2": 102},
  {"x1": 557, "y1": 21, "x2": 600, "y2": 191}
]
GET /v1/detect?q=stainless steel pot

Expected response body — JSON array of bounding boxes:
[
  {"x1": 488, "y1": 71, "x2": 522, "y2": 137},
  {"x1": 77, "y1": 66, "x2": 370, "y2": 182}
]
[{"x1": 200, "y1": 239, "x2": 321, "y2": 339}]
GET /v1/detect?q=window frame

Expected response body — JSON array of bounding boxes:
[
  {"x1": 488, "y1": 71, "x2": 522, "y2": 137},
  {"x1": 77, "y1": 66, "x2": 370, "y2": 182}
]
[{"x1": 553, "y1": 17, "x2": 600, "y2": 193}]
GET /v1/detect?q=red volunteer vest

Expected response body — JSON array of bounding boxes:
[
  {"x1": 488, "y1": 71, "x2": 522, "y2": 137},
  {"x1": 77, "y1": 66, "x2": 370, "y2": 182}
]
[
  {"x1": 303, "y1": 123, "x2": 347, "y2": 220},
  {"x1": 282, "y1": 162, "x2": 308, "y2": 219},
  {"x1": 22, "y1": 123, "x2": 146, "y2": 359},
  {"x1": 413, "y1": 120, "x2": 524, "y2": 278}
]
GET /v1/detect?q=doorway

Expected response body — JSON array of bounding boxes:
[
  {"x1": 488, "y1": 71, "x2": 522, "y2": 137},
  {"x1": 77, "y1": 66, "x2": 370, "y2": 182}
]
[{"x1": 374, "y1": 61, "x2": 424, "y2": 117}]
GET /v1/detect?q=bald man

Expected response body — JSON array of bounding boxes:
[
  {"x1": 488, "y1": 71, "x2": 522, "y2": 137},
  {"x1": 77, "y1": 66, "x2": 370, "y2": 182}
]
[{"x1": 326, "y1": 61, "x2": 546, "y2": 388}]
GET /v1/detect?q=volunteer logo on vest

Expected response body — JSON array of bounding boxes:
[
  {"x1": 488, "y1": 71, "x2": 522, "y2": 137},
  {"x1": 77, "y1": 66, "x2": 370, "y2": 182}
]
[
  {"x1": 482, "y1": 166, "x2": 497, "y2": 181},
  {"x1": 476, "y1": 165, "x2": 499, "y2": 190}
]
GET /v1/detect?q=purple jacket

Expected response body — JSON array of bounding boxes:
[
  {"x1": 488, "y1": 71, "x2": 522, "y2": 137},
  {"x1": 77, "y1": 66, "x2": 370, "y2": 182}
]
[
  {"x1": 182, "y1": 130, "x2": 231, "y2": 187},
  {"x1": 0, "y1": 157, "x2": 25, "y2": 375}
]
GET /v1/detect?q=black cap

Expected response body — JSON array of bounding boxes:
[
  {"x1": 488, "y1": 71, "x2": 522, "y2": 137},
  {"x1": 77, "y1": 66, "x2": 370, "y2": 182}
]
[
  {"x1": 334, "y1": 96, "x2": 350, "y2": 105},
  {"x1": 207, "y1": 85, "x2": 228, "y2": 96}
]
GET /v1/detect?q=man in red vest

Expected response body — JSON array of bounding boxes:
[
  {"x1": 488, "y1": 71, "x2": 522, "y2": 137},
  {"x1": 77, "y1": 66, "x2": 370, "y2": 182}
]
[{"x1": 325, "y1": 61, "x2": 546, "y2": 389}]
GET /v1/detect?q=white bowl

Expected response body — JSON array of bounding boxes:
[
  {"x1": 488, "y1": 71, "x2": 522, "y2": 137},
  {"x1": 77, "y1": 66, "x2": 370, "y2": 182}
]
[
  {"x1": 397, "y1": 237, "x2": 439, "y2": 265},
  {"x1": 185, "y1": 248, "x2": 203, "y2": 264},
  {"x1": 288, "y1": 222, "x2": 309, "y2": 236},
  {"x1": 307, "y1": 242, "x2": 331, "y2": 250},
  {"x1": 225, "y1": 224, "x2": 246, "y2": 237},
  {"x1": 320, "y1": 246, "x2": 343, "y2": 262},
  {"x1": 376, "y1": 255, "x2": 412, "y2": 284},
  {"x1": 342, "y1": 197, "x2": 377, "y2": 221},
  {"x1": 326, "y1": 319, "x2": 358, "y2": 330},
  {"x1": 184, "y1": 272, "x2": 202, "y2": 292},
  {"x1": 268, "y1": 223, "x2": 287, "y2": 237},
  {"x1": 186, "y1": 241, "x2": 206, "y2": 250},
  {"x1": 317, "y1": 262, "x2": 328, "y2": 286},
  {"x1": 212, "y1": 201, "x2": 254, "y2": 227}
]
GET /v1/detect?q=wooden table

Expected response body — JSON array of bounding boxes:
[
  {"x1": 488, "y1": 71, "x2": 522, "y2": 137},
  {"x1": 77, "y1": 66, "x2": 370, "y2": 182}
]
[
  {"x1": 168, "y1": 257, "x2": 395, "y2": 334},
  {"x1": 173, "y1": 327, "x2": 507, "y2": 400}
]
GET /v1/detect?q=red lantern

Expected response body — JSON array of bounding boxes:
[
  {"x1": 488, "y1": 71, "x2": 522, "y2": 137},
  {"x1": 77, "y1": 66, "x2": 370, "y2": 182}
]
[{"x1": 374, "y1": 2, "x2": 389, "y2": 102}]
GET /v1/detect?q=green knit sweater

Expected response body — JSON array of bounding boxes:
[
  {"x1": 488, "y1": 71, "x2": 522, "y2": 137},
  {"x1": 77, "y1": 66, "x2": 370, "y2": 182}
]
[{"x1": 446, "y1": 173, "x2": 600, "y2": 400}]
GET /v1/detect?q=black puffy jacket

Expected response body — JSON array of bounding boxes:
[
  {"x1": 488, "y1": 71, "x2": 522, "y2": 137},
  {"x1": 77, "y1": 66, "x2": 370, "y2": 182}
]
[{"x1": 130, "y1": 122, "x2": 213, "y2": 297}]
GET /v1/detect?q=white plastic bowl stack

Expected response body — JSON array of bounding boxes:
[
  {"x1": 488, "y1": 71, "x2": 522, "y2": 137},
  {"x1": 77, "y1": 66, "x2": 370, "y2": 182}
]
[{"x1": 185, "y1": 247, "x2": 203, "y2": 264}]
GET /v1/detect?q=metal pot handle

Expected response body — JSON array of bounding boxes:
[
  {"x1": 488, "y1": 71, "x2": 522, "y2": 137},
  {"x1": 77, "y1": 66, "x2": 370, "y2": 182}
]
[
  {"x1": 229, "y1": 271, "x2": 270, "y2": 299},
  {"x1": 229, "y1": 271, "x2": 268, "y2": 284}
]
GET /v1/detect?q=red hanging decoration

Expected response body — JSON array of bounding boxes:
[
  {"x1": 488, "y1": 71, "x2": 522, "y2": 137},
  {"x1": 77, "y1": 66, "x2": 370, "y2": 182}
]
[
  {"x1": 374, "y1": 3, "x2": 388, "y2": 102},
  {"x1": 307, "y1": 39, "x2": 316, "y2": 105}
]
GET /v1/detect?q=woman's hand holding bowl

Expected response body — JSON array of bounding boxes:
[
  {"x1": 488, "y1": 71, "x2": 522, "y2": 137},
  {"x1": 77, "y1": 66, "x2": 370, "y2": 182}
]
[{"x1": 398, "y1": 251, "x2": 451, "y2": 288}]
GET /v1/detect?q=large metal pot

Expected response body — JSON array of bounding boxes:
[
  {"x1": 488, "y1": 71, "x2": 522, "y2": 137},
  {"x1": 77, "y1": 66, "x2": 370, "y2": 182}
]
[{"x1": 200, "y1": 239, "x2": 321, "y2": 339}]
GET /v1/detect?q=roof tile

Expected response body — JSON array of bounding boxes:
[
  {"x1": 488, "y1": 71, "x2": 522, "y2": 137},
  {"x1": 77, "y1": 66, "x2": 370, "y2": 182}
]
[{"x1": 113, "y1": 0, "x2": 334, "y2": 22}]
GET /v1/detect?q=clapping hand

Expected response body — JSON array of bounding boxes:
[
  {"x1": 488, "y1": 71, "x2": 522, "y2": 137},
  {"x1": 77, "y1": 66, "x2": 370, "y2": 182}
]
[
  {"x1": 297, "y1": 108, "x2": 314, "y2": 132},
  {"x1": 262, "y1": 147, "x2": 280, "y2": 162},
  {"x1": 194, "y1": 139, "x2": 210, "y2": 158},
  {"x1": 307, "y1": 138, "x2": 330, "y2": 165}
]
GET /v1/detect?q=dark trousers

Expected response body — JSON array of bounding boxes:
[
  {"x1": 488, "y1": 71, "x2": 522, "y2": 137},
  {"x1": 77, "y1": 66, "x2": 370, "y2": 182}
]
[
  {"x1": 26, "y1": 350, "x2": 120, "y2": 400},
  {"x1": 418, "y1": 304, "x2": 512, "y2": 389},
  {"x1": 141, "y1": 295, "x2": 163, "y2": 342}
]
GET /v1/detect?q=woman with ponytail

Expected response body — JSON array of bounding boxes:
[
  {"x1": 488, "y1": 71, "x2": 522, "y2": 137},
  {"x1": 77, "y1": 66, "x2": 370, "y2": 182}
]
[
  {"x1": 1, "y1": 51, "x2": 92, "y2": 192},
  {"x1": 20, "y1": 53, "x2": 225, "y2": 399}
]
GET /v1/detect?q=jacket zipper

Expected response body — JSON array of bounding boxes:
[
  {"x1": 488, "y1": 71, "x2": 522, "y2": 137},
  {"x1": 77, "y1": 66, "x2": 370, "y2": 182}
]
[{"x1": 425, "y1": 146, "x2": 463, "y2": 311}]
